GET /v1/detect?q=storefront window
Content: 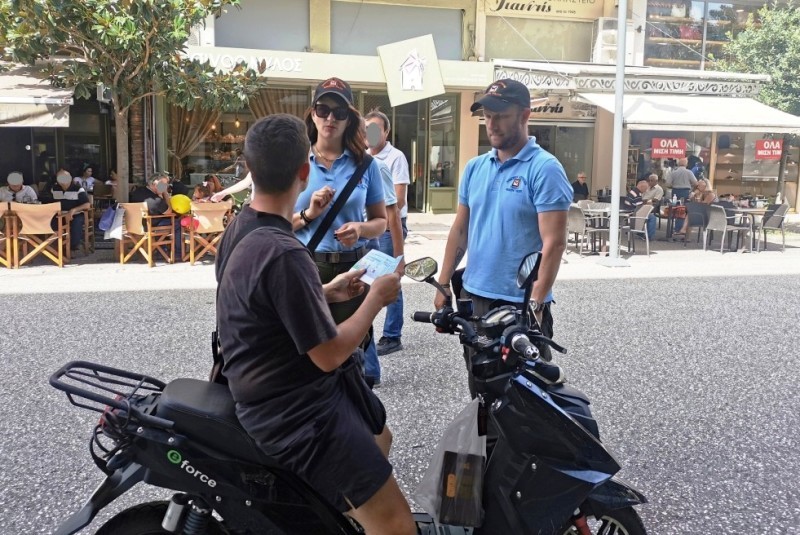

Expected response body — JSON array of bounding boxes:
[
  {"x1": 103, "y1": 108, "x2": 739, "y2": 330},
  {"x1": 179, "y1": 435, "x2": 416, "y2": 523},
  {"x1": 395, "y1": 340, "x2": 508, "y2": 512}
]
[
  {"x1": 644, "y1": 0, "x2": 765, "y2": 69},
  {"x1": 629, "y1": 129, "x2": 797, "y2": 206},
  {"x1": 478, "y1": 123, "x2": 595, "y2": 189},
  {"x1": 715, "y1": 132, "x2": 798, "y2": 203},
  {"x1": 429, "y1": 98, "x2": 458, "y2": 188},
  {"x1": 172, "y1": 87, "x2": 309, "y2": 185},
  {"x1": 178, "y1": 109, "x2": 253, "y2": 185}
]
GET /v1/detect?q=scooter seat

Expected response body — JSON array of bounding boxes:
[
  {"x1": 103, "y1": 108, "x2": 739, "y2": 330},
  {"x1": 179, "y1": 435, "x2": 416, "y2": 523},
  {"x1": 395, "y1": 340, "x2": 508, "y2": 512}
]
[{"x1": 158, "y1": 378, "x2": 270, "y2": 465}]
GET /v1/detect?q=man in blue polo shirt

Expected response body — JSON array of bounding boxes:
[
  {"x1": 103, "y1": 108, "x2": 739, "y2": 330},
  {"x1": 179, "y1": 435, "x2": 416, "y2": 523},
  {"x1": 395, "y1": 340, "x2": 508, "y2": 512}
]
[{"x1": 435, "y1": 79, "x2": 572, "y2": 397}]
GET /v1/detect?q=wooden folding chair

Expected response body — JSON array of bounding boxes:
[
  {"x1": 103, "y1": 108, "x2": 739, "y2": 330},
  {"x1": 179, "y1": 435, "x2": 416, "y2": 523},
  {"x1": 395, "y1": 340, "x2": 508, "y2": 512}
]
[
  {"x1": 73, "y1": 206, "x2": 95, "y2": 255},
  {"x1": 10, "y1": 201, "x2": 69, "y2": 268},
  {"x1": 183, "y1": 201, "x2": 232, "y2": 265},
  {"x1": 0, "y1": 202, "x2": 12, "y2": 268},
  {"x1": 117, "y1": 202, "x2": 175, "y2": 267}
]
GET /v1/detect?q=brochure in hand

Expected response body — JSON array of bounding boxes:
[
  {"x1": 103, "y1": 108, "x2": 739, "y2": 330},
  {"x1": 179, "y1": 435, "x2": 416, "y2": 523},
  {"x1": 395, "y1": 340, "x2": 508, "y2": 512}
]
[{"x1": 350, "y1": 249, "x2": 403, "y2": 284}]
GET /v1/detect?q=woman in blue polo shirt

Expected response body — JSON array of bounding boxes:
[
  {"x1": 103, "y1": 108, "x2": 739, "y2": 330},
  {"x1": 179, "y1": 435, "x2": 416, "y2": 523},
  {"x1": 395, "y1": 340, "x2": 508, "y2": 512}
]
[{"x1": 293, "y1": 77, "x2": 386, "y2": 324}]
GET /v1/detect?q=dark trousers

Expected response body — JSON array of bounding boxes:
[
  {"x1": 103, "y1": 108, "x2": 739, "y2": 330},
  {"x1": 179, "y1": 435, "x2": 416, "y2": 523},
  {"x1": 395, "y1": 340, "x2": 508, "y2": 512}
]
[
  {"x1": 462, "y1": 290, "x2": 554, "y2": 399},
  {"x1": 51, "y1": 213, "x2": 84, "y2": 250},
  {"x1": 154, "y1": 217, "x2": 183, "y2": 260}
]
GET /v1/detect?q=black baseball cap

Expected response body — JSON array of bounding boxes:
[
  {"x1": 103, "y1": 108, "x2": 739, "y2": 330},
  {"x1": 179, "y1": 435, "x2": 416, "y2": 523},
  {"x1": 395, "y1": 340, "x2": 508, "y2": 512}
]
[
  {"x1": 313, "y1": 77, "x2": 354, "y2": 106},
  {"x1": 470, "y1": 79, "x2": 530, "y2": 113}
]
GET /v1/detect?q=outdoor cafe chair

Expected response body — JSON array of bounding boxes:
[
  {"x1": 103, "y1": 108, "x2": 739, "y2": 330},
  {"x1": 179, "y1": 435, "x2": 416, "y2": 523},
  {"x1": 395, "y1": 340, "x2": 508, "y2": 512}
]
[
  {"x1": 567, "y1": 204, "x2": 608, "y2": 256},
  {"x1": 620, "y1": 204, "x2": 653, "y2": 256},
  {"x1": 678, "y1": 202, "x2": 708, "y2": 247},
  {"x1": 76, "y1": 206, "x2": 95, "y2": 255},
  {"x1": 91, "y1": 182, "x2": 114, "y2": 219},
  {"x1": 755, "y1": 203, "x2": 789, "y2": 252},
  {"x1": 0, "y1": 202, "x2": 11, "y2": 268},
  {"x1": 9, "y1": 201, "x2": 69, "y2": 268},
  {"x1": 182, "y1": 201, "x2": 232, "y2": 265},
  {"x1": 117, "y1": 202, "x2": 175, "y2": 267},
  {"x1": 703, "y1": 204, "x2": 751, "y2": 253}
]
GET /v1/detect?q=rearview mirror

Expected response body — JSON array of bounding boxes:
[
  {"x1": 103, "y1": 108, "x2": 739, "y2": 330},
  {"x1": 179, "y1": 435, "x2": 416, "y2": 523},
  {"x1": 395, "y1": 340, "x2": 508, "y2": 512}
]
[
  {"x1": 404, "y1": 257, "x2": 438, "y2": 282},
  {"x1": 516, "y1": 252, "x2": 541, "y2": 290}
]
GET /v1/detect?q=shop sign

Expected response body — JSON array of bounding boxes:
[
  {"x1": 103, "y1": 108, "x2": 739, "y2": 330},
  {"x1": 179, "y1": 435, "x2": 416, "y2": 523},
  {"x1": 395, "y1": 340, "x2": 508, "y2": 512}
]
[
  {"x1": 485, "y1": 0, "x2": 604, "y2": 21},
  {"x1": 755, "y1": 139, "x2": 783, "y2": 160},
  {"x1": 529, "y1": 96, "x2": 595, "y2": 119},
  {"x1": 378, "y1": 35, "x2": 445, "y2": 107},
  {"x1": 651, "y1": 138, "x2": 686, "y2": 157},
  {"x1": 187, "y1": 51, "x2": 302, "y2": 73}
]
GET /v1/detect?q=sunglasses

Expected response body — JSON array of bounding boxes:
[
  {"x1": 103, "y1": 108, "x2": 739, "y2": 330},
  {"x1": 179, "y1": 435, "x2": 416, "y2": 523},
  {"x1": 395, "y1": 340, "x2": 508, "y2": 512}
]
[{"x1": 314, "y1": 103, "x2": 349, "y2": 121}]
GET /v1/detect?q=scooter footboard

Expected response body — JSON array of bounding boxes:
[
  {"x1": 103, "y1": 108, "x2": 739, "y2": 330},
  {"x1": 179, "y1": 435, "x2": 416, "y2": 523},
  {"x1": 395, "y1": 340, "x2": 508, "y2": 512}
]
[{"x1": 581, "y1": 477, "x2": 648, "y2": 518}]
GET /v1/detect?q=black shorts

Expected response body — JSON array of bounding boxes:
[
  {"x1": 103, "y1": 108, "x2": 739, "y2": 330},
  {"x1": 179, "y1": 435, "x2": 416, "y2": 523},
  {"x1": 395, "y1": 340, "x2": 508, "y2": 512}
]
[{"x1": 236, "y1": 373, "x2": 391, "y2": 513}]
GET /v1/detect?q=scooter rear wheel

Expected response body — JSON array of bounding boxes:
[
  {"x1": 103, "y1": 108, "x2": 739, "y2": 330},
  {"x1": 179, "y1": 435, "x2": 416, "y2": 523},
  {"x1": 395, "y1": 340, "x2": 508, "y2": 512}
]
[
  {"x1": 560, "y1": 506, "x2": 647, "y2": 535},
  {"x1": 95, "y1": 501, "x2": 225, "y2": 535}
]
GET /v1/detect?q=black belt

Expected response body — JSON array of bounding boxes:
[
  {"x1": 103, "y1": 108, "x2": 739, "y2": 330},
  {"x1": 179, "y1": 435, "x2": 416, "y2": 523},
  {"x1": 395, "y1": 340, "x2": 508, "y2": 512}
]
[{"x1": 312, "y1": 247, "x2": 366, "y2": 264}]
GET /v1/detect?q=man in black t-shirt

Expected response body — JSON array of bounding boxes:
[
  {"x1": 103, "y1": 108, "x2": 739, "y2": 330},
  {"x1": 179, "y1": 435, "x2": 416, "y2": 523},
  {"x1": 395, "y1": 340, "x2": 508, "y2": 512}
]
[
  {"x1": 215, "y1": 114, "x2": 414, "y2": 534},
  {"x1": 48, "y1": 170, "x2": 91, "y2": 252}
]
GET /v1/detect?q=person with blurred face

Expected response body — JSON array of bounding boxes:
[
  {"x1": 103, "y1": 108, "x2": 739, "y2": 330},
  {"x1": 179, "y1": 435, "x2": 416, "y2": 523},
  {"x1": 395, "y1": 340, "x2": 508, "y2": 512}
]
[
  {"x1": 131, "y1": 173, "x2": 184, "y2": 259},
  {"x1": 49, "y1": 170, "x2": 91, "y2": 253},
  {"x1": 0, "y1": 172, "x2": 38, "y2": 203},
  {"x1": 364, "y1": 109, "x2": 410, "y2": 358}
]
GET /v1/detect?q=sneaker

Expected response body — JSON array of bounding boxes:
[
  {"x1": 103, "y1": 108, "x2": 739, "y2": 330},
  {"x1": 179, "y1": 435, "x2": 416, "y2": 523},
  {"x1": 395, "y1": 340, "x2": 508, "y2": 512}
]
[
  {"x1": 365, "y1": 376, "x2": 381, "y2": 389},
  {"x1": 376, "y1": 337, "x2": 402, "y2": 356}
]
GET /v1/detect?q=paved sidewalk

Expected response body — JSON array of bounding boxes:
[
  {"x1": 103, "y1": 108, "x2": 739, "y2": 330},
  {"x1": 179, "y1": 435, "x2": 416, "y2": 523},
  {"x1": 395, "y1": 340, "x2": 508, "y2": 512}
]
[{"x1": 1, "y1": 211, "x2": 798, "y2": 294}]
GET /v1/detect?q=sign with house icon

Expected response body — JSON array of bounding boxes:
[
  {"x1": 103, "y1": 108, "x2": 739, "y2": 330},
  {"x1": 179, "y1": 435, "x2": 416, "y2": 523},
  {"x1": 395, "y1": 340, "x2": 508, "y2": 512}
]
[
  {"x1": 400, "y1": 49, "x2": 426, "y2": 91},
  {"x1": 378, "y1": 35, "x2": 445, "y2": 107}
]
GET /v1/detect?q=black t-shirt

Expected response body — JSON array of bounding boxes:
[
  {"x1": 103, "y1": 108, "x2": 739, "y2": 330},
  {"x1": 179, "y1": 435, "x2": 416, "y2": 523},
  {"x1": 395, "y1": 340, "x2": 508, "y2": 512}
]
[
  {"x1": 130, "y1": 186, "x2": 168, "y2": 215},
  {"x1": 216, "y1": 206, "x2": 338, "y2": 404},
  {"x1": 49, "y1": 183, "x2": 89, "y2": 211},
  {"x1": 171, "y1": 181, "x2": 190, "y2": 196}
]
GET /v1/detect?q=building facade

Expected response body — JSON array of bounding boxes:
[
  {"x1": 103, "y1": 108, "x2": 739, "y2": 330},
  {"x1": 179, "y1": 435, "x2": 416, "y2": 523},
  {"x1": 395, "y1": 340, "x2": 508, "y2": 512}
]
[
  {"x1": 3, "y1": 0, "x2": 796, "y2": 210},
  {"x1": 164, "y1": 0, "x2": 799, "y2": 212}
]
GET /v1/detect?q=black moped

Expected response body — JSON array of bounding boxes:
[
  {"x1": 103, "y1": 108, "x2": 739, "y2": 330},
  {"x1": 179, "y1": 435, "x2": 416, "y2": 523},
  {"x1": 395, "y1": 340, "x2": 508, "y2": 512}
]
[{"x1": 48, "y1": 252, "x2": 647, "y2": 534}]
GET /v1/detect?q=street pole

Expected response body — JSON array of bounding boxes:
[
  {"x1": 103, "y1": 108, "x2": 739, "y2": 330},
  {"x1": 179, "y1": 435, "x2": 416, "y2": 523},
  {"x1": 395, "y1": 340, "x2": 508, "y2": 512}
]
[{"x1": 599, "y1": 0, "x2": 630, "y2": 267}]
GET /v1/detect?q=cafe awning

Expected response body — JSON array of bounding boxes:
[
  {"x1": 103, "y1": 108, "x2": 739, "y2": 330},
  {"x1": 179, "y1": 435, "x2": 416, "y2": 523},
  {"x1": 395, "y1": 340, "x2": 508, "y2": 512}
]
[
  {"x1": 577, "y1": 93, "x2": 800, "y2": 134},
  {"x1": 0, "y1": 65, "x2": 74, "y2": 127}
]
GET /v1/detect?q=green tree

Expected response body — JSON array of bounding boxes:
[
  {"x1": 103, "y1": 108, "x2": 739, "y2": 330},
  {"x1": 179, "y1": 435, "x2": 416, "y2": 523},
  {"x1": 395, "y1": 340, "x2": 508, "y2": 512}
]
[
  {"x1": 0, "y1": 0, "x2": 265, "y2": 200},
  {"x1": 714, "y1": 2, "x2": 800, "y2": 116}
]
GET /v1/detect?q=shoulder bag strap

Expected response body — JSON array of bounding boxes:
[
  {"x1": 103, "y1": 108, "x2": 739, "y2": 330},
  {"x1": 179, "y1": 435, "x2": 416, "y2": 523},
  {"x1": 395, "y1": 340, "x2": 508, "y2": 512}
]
[{"x1": 306, "y1": 154, "x2": 373, "y2": 254}]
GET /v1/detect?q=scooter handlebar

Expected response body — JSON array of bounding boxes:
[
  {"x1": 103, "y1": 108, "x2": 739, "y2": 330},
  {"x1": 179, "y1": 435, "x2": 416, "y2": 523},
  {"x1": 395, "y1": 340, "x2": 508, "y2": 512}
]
[
  {"x1": 511, "y1": 333, "x2": 539, "y2": 360},
  {"x1": 412, "y1": 311, "x2": 435, "y2": 323}
]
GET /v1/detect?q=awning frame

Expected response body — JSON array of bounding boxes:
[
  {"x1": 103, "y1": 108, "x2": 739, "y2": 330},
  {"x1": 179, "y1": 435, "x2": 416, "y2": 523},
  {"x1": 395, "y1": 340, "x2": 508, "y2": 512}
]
[{"x1": 576, "y1": 92, "x2": 800, "y2": 134}]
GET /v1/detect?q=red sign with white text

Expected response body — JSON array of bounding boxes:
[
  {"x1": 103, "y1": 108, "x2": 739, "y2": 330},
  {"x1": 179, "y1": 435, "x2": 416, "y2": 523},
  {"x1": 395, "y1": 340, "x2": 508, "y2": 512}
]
[
  {"x1": 755, "y1": 139, "x2": 783, "y2": 160},
  {"x1": 651, "y1": 138, "x2": 686, "y2": 158}
]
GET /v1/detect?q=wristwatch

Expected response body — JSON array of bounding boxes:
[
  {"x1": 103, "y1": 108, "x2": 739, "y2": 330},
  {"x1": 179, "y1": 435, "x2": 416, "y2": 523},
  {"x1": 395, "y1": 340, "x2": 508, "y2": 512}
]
[{"x1": 530, "y1": 299, "x2": 546, "y2": 313}]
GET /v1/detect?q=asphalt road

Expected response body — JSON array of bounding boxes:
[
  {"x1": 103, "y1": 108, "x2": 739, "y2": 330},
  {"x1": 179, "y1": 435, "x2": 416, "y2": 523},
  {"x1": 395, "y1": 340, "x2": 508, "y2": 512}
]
[{"x1": 1, "y1": 276, "x2": 799, "y2": 534}]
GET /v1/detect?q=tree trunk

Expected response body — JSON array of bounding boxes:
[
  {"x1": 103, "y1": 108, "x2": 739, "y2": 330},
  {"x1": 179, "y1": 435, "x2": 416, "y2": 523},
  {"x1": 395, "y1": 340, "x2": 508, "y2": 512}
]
[{"x1": 115, "y1": 107, "x2": 130, "y2": 202}]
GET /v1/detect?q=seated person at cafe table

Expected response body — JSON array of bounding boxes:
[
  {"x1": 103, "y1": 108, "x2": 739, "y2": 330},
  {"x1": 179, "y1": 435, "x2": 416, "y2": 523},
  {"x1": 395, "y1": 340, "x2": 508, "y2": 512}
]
[
  {"x1": 622, "y1": 178, "x2": 656, "y2": 240},
  {"x1": 571, "y1": 172, "x2": 590, "y2": 201},
  {"x1": 46, "y1": 170, "x2": 91, "y2": 253},
  {"x1": 0, "y1": 172, "x2": 38, "y2": 203},
  {"x1": 642, "y1": 174, "x2": 663, "y2": 205},
  {"x1": 131, "y1": 173, "x2": 183, "y2": 258},
  {"x1": 688, "y1": 178, "x2": 716, "y2": 204}
]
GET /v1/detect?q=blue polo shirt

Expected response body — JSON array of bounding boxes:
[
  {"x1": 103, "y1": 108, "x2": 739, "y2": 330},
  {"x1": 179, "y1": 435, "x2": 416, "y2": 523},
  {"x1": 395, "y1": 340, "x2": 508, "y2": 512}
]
[
  {"x1": 460, "y1": 137, "x2": 572, "y2": 303},
  {"x1": 295, "y1": 149, "x2": 384, "y2": 253}
]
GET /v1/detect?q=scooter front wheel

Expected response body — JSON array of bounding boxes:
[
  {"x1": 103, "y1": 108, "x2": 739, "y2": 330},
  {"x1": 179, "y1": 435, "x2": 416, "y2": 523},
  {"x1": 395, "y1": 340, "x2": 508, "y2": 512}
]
[
  {"x1": 95, "y1": 501, "x2": 225, "y2": 535},
  {"x1": 560, "y1": 506, "x2": 647, "y2": 535}
]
